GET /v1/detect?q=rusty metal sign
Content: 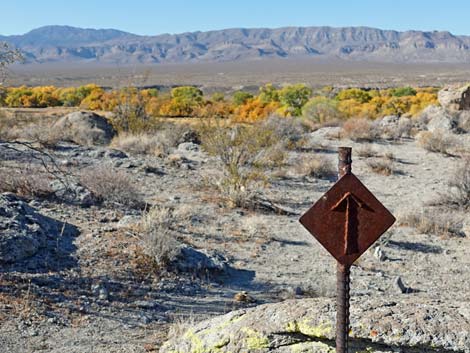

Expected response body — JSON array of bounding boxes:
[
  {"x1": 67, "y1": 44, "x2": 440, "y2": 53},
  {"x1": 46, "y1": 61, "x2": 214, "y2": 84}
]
[
  {"x1": 299, "y1": 173, "x2": 395, "y2": 266},
  {"x1": 299, "y1": 147, "x2": 396, "y2": 353}
]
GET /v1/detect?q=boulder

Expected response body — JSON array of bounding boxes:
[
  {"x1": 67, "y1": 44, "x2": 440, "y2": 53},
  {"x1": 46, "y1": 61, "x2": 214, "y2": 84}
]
[
  {"x1": 169, "y1": 245, "x2": 229, "y2": 275},
  {"x1": 49, "y1": 179, "x2": 98, "y2": 207},
  {"x1": 462, "y1": 217, "x2": 470, "y2": 238},
  {"x1": 457, "y1": 111, "x2": 470, "y2": 132},
  {"x1": 52, "y1": 111, "x2": 116, "y2": 146},
  {"x1": 160, "y1": 297, "x2": 470, "y2": 353},
  {"x1": 418, "y1": 105, "x2": 456, "y2": 132},
  {"x1": 377, "y1": 115, "x2": 399, "y2": 128},
  {"x1": 177, "y1": 142, "x2": 200, "y2": 152},
  {"x1": 0, "y1": 193, "x2": 79, "y2": 263},
  {"x1": 438, "y1": 84, "x2": 470, "y2": 111}
]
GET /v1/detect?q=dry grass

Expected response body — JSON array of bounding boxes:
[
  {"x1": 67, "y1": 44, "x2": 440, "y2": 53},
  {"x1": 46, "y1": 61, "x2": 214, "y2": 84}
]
[
  {"x1": 131, "y1": 205, "x2": 193, "y2": 276},
  {"x1": 417, "y1": 131, "x2": 458, "y2": 155},
  {"x1": 80, "y1": 165, "x2": 144, "y2": 208},
  {"x1": 366, "y1": 158, "x2": 395, "y2": 176},
  {"x1": 378, "y1": 118, "x2": 413, "y2": 140},
  {"x1": 399, "y1": 210, "x2": 462, "y2": 238},
  {"x1": 296, "y1": 155, "x2": 335, "y2": 179},
  {"x1": 435, "y1": 156, "x2": 470, "y2": 209},
  {"x1": 110, "y1": 133, "x2": 168, "y2": 156},
  {"x1": 135, "y1": 207, "x2": 181, "y2": 269},
  {"x1": 355, "y1": 144, "x2": 378, "y2": 158},
  {"x1": 341, "y1": 118, "x2": 377, "y2": 142},
  {"x1": 0, "y1": 166, "x2": 53, "y2": 198}
]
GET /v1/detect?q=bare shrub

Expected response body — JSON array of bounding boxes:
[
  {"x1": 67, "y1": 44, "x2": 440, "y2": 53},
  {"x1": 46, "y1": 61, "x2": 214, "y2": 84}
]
[
  {"x1": 366, "y1": 158, "x2": 394, "y2": 176},
  {"x1": 356, "y1": 144, "x2": 378, "y2": 158},
  {"x1": 378, "y1": 118, "x2": 413, "y2": 140},
  {"x1": 160, "y1": 122, "x2": 200, "y2": 147},
  {"x1": 341, "y1": 118, "x2": 377, "y2": 142},
  {"x1": 383, "y1": 151, "x2": 395, "y2": 161},
  {"x1": 417, "y1": 131, "x2": 458, "y2": 155},
  {"x1": 436, "y1": 156, "x2": 470, "y2": 209},
  {"x1": 198, "y1": 119, "x2": 283, "y2": 208},
  {"x1": 296, "y1": 155, "x2": 335, "y2": 179},
  {"x1": 136, "y1": 206, "x2": 180, "y2": 268},
  {"x1": 110, "y1": 133, "x2": 168, "y2": 156},
  {"x1": 399, "y1": 210, "x2": 462, "y2": 238},
  {"x1": 10, "y1": 122, "x2": 62, "y2": 148},
  {"x1": 261, "y1": 115, "x2": 307, "y2": 150},
  {"x1": 302, "y1": 96, "x2": 343, "y2": 127},
  {"x1": 112, "y1": 88, "x2": 151, "y2": 133},
  {"x1": 80, "y1": 165, "x2": 144, "y2": 208},
  {"x1": 0, "y1": 167, "x2": 53, "y2": 198}
]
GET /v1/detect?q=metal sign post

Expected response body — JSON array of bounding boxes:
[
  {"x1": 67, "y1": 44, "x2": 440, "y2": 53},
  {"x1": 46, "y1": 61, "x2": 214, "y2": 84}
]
[{"x1": 299, "y1": 147, "x2": 396, "y2": 353}]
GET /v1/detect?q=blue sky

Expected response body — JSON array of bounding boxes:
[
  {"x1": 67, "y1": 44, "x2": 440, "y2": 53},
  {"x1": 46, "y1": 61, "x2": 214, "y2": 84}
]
[{"x1": 2, "y1": 0, "x2": 470, "y2": 36}]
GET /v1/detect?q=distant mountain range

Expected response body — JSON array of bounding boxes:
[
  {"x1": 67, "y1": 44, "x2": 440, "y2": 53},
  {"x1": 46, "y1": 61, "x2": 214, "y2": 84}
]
[{"x1": 2, "y1": 25, "x2": 470, "y2": 65}]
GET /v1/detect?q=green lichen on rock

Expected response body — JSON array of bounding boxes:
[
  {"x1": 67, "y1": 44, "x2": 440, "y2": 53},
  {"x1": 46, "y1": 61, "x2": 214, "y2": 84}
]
[
  {"x1": 289, "y1": 341, "x2": 335, "y2": 353},
  {"x1": 178, "y1": 328, "x2": 232, "y2": 353},
  {"x1": 182, "y1": 329, "x2": 206, "y2": 353},
  {"x1": 241, "y1": 327, "x2": 270, "y2": 349},
  {"x1": 212, "y1": 337, "x2": 230, "y2": 349},
  {"x1": 286, "y1": 320, "x2": 332, "y2": 339}
]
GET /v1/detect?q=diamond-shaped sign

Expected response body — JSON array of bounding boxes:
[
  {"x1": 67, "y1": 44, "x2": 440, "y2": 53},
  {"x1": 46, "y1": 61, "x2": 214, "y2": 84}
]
[{"x1": 300, "y1": 173, "x2": 395, "y2": 266}]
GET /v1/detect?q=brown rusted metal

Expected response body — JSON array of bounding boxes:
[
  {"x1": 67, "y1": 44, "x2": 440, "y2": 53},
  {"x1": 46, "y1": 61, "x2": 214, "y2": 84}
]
[
  {"x1": 338, "y1": 146, "x2": 352, "y2": 177},
  {"x1": 299, "y1": 170, "x2": 396, "y2": 266},
  {"x1": 337, "y1": 147, "x2": 352, "y2": 353},
  {"x1": 336, "y1": 263, "x2": 350, "y2": 353},
  {"x1": 299, "y1": 146, "x2": 396, "y2": 353}
]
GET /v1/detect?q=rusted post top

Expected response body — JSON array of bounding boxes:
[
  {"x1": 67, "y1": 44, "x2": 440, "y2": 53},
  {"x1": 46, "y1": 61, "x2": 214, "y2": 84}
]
[{"x1": 338, "y1": 147, "x2": 352, "y2": 178}]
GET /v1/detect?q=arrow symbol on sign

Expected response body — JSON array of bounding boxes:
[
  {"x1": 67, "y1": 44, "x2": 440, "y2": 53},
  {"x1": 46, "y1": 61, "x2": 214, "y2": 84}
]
[{"x1": 331, "y1": 192, "x2": 373, "y2": 256}]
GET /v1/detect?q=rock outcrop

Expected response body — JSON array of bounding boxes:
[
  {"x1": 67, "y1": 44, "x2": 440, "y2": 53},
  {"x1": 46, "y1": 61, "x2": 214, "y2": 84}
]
[
  {"x1": 438, "y1": 84, "x2": 470, "y2": 111},
  {"x1": 0, "y1": 193, "x2": 79, "y2": 263},
  {"x1": 160, "y1": 297, "x2": 470, "y2": 353},
  {"x1": 418, "y1": 105, "x2": 457, "y2": 132},
  {"x1": 52, "y1": 111, "x2": 116, "y2": 146}
]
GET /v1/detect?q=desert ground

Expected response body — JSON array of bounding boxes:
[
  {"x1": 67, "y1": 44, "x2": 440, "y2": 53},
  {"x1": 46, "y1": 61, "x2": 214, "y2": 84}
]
[
  {"x1": 9, "y1": 59, "x2": 470, "y2": 91},
  {"x1": 0, "y1": 83, "x2": 469, "y2": 353}
]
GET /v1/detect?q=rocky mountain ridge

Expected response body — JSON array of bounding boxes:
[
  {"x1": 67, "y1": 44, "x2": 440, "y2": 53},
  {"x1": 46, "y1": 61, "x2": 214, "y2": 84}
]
[{"x1": 3, "y1": 25, "x2": 470, "y2": 64}]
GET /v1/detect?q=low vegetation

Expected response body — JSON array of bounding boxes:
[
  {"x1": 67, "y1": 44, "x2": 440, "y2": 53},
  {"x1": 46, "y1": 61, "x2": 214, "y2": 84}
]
[
  {"x1": 80, "y1": 165, "x2": 144, "y2": 208},
  {"x1": 296, "y1": 155, "x2": 335, "y2": 179},
  {"x1": 341, "y1": 118, "x2": 377, "y2": 142},
  {"x1": 199, "y1": 119, "x2": 282, "y2": 208},
  {"x1": 366, "y1": 158, "x2": 395, "y2": 176},
  {"x1": 110, "y1": 133, "x2": 167, "y2": 156},
  {"x1": 437, "y1": 156, "x2": 470, "y2": 209},
  {"x1": 0, "y1": 84, "x2": 438, "y2": 125},
  {"x1": 135, "y1": 206, "x2": 181, "y2": 270},
  {"x1": 417, "y1": 131, "x2": 459, "y2": 155},
  {"x1": 0, "y1": 166, "x2": 52, "y2": 198},
  {"x1": 399, "y1": 211, "x2": 462, "y2": 238}
]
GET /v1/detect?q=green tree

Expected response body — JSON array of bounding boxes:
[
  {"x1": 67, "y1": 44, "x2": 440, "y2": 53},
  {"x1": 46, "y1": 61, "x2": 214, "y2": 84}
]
[
  {"x1": 278, "y1": 84, "x2": 312, "y2": 116},
  {"x1": 302, "y1": 96, "x2": 342, "y2": 124},
  {"x1": 391, "y1": 86, "x2": 417, "y2": 97},
  {"x1": 211, "y1": 92, "x2": 225, "y2": 102},
  {"x1": 160, "y1": 86, "x2": 204, "y2": 117},
  {"x1": 258, "y1": 84, "x2": 279, "y2": 104},
  {"x1": 233, "y1": 91, "x2": 253, "y2": 106},
  {"x1": 336, "y1": 88, "x2": 372, "y2": 103}
]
